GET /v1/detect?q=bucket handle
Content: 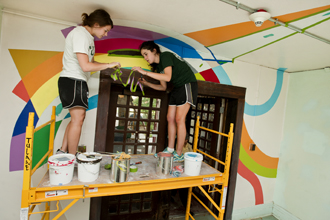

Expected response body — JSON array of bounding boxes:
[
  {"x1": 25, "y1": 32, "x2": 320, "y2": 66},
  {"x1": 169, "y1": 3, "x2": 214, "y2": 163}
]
[{"x1": 81, "y1": 163, "x2": 100, "y2": 175}]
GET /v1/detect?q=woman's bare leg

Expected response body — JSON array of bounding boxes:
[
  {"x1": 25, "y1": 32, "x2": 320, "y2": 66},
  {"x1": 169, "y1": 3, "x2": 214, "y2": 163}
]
[
  {"x1": 60, "y1": 121, "x2": 71, "y2": 152},
  {"x1": 64, "y1": 107, "x2": 86, "y2": 154},
  {"x1": 167, "y1": 105, "x2": 177, "y2": 150},
  {"x1": 175, "y1": 103, "x2": 191, "y2": 156}
]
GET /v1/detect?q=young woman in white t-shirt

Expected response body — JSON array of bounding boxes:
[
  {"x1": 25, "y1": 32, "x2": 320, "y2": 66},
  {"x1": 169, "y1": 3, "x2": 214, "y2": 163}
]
[{"x1": 57, "y1": 9, "x2": 120, "y2": 155}]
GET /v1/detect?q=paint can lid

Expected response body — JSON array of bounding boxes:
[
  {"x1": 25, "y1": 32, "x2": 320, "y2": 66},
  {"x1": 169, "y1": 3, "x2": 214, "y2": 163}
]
[
  {"x1": 76, "y1": 152, "x2": 102, "y2": 164},
  {"x1": 48, "y1": 154, "x2": 75, "y2": 167},
  {"x1": 184, "y1": 152, "x2": 203, "y2": 162}
]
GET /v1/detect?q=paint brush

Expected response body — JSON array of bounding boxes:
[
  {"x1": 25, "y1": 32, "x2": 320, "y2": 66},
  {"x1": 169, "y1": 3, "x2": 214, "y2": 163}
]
[{"x1": 130, "y1": 161, "x2": 142, "y2": 166}]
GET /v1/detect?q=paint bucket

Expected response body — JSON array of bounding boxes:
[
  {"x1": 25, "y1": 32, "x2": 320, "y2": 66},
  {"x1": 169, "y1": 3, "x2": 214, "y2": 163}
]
[
  {"x1": 76, "y1": 152, "x2": 102, "y2": 182},
  {"x1": 48, "y1": 154, "x2": 75, "y2": 185},
  {"x1": 156, "y1": 152, "x2": 173, "y2": 177},
  {"x1": 110, "y1": 158, "x2": 130, "y2": 183},
  {"x1": 184, "y1": 152, "x2": 203, "y2": 176}
]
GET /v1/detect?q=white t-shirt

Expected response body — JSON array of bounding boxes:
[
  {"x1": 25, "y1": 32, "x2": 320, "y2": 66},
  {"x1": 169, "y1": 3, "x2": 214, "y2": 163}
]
[{"x1": 60, "y1": 26, "x2": 95, "y2": 81}]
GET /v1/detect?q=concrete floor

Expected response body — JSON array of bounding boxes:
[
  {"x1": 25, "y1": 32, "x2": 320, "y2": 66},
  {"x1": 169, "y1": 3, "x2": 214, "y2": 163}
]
[{"x1": 168, "y1": 189, "x2": 279, "y2": 220}]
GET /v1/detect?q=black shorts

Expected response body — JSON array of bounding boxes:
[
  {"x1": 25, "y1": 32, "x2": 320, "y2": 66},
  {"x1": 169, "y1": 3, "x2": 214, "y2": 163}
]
[
  {"x1": 169, "y1": 82, "x2": 198, "y2": 107},
  {"x1": 58, "y1": 77, "x2": 89, "y2": 109}
]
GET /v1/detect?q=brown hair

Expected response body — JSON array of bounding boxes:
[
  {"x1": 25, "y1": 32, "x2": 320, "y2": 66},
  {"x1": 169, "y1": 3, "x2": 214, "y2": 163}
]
[
  {"x1": 81, "y1": 9, "x2": 113, "y2": 28},
  {"x1": 139, "y1": 41, "x2": 161, "y2": 72}
]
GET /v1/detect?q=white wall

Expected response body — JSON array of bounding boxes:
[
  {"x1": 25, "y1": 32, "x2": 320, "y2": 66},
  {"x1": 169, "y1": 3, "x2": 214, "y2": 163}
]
[
  {"x1": 0, "y1": 10, "x2": 290, "y2": 220},
  {"x1": 274, "y1": 68, "x2": 330, "y2": 220},
  {"x1": 0, "y1": 11, "x2": 91, "y2": 220}
]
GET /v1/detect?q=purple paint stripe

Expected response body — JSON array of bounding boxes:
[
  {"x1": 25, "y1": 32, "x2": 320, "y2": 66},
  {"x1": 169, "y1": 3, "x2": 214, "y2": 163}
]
[
  {"x1": 95, "y1": 38, "x2": 145, "y2": 53},
  {"x1": 61, "y1": 25, "x2": 169, "y2": 41},
  {"x1": 9, "y1": 133, "x2": 26, "y2": 171},
  {"x1": 61, "y1": 26, "x2": 75, "y2": 38},
  {"x1": 95, "y1": 25, "x2": 169, "y2": 41}
]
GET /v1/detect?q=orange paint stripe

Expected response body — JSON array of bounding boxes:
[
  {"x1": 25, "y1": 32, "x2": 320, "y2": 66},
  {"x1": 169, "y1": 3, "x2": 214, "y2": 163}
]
[
  {"x1": 185, "y1": 5, "x2": 330, "y2": 46},
  {"x1": 241, "y1": 121, "x2": 279, "y2": 169},
  {"x1": 22, "y1": 52, "x2": 63, "y2": 97}
]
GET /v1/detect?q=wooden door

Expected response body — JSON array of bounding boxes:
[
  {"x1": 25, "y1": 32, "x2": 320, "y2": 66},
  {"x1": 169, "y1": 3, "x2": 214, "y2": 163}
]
[{"x1": 98, "y1": 83, "x2": 170, "y2": 220}]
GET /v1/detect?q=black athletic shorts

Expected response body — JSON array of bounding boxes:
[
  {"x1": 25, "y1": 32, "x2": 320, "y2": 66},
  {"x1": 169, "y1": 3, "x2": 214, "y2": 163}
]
[
  {"x1": 169, "y1": 82, "x2": 198, "y2": 107},
  {"x1": 58, "y1": 77, "x2": 89, "y2": 109}
]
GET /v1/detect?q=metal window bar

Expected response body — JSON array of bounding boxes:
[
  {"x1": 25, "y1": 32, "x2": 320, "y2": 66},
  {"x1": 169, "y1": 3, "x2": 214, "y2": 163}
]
[{"x1": 185, "y1": 116, "x2": 234, "y2": 220}]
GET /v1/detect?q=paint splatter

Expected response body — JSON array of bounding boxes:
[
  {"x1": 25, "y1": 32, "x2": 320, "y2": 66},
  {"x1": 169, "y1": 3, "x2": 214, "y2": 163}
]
[{"x1": 263, "y1": 34, "x2": 274, "y2": 38}]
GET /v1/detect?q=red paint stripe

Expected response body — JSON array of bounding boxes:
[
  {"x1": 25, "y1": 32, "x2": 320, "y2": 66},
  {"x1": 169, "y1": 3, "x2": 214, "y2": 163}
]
[
  {"x1": 95, "y1": 38, "x2": 145, "y2": 53},
  {"x1": 12, "y1": 80, "x2": 30, "y2": 102},
  {"x1": 199, "y1": 68, "x2": 220, "y2": 83},
  {"x1": 238, "y1": 160, "x2": 264, "y2": 205}
]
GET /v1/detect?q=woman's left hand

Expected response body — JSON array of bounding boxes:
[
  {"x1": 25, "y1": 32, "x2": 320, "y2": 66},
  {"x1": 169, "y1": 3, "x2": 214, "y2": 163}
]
[{"x1": 132, "y1": 66, "x2": 147, "y2": 75}]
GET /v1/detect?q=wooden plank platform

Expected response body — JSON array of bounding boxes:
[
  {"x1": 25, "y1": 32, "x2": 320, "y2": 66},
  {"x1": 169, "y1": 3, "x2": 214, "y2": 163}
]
[{"x1": 30, "y1": 155, "x2": 223, "y2": 203}]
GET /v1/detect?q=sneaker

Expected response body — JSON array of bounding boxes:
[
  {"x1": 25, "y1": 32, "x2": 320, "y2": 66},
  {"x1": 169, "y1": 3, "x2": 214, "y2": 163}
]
[
  {"x1": 154, "y1": 147, "x2": 174, "y2": 158},
  {"x1": 173, "y1": 151, "x2": 184, "y2": 162},
  {"x1": 56, "y1": 149, "x2": 67, "y2": 154}
]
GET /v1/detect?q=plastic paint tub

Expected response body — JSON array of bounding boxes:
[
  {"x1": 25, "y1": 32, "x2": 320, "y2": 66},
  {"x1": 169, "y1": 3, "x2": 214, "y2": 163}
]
[
  {"x1": 48, "y1": 154, "x2": 75, "y2": 185},
  {"x1": 76, "y1": 152, "x2": 102, "y2": 182},
  {"x1": 184, "y1": 152, "x2": 203, "y2": 176}
]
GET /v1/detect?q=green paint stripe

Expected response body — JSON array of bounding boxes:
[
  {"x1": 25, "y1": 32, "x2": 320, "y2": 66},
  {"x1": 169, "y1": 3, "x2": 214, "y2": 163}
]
[
  {"x1": 107, "y1": 49, "x2": 140, "y2": 53},
  {"x1": 302, "y1": 16, "x2": 330, "y2": 31},
  {"x1": 108, "y1": 54, "x2": 143, "y2": 58},
  {"x1": 239, "y1": 144, "x2": 277, "y2": 178},
  {"x1": 208, "y1": 25, "x2": 280, "y2": 47},
  {"x1": 208, "y1": 8, "x2": 330, "y2": 47},
  {"x1": 232, "y1": 32, "x2": 298, "y2": 63},
  {"x1": 286, "y1": 8, "x2": 330, "y2": 24}
]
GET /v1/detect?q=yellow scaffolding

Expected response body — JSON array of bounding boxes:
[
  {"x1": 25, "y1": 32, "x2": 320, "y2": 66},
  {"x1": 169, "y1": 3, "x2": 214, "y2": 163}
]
[
  {"x1": 20, "y1": 107, "x2": 234, "y2": 220},
  {"x1": 185, "y1": 116, "x2": 234, "y2": 220}
]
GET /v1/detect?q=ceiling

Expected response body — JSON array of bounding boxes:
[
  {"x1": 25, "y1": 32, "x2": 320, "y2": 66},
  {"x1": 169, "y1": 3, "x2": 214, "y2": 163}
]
[{"x1": 1, "y1": 0, "x2": 329, "y2": 73}]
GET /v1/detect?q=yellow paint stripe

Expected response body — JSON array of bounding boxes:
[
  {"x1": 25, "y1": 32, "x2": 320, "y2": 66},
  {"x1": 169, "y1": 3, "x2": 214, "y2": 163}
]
[
  {"x1": 195, "y1": 73, "x2": 205, "y2": 81},
  {"x1": 31, "y1": 73, "x2": 60, "y2": 116},
  {"x1": 94, "y1": 54, "x2": 150, "y2": 69}
]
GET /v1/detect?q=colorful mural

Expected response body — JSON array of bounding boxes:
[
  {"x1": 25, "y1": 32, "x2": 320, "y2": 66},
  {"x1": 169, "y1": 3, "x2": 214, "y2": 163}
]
[{"x1": 9, "y1": 25, "x2": 284, "y2": 206}]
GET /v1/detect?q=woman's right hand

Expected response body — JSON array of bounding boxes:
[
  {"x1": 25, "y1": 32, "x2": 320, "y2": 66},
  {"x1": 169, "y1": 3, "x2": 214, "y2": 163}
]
[
  {"x1": 108, "y1": 62, "x2": 121, "y2": 69},
  {"x1": 138, "y1": 78, "x2": 148, "y2": 85}
]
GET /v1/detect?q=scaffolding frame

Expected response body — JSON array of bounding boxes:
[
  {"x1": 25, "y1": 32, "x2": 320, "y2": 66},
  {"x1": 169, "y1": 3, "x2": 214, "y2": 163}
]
[
  {"x1": 20, "y1": 107, "x2": 234, "y2": 220},
  {"x1": 185, "y1": 116, "x2": 234, "y2": 220}
]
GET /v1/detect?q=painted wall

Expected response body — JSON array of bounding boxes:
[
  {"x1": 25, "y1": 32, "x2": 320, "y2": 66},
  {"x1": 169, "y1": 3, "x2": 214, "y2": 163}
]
[
  {"x1": 0, "y1": 11, "x2": 288, "y2": 219},
  {"x1": 274, "y1": 69, "x2": 330, "y2": 220}
]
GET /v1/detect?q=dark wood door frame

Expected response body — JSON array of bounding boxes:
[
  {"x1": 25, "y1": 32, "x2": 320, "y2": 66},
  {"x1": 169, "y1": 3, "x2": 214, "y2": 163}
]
[{"x1": 90, "y1": 69, "x2": 246, "y2": 220}]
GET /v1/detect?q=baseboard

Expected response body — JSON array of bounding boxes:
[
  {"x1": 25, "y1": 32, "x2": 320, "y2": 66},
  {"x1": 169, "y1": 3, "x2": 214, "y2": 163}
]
[
  {"x1": 273, "y1": 203, "x2": 301, "y2": 220},
  {"x1": 232, "y1": 203, "x2": 273, "y2": 220}
]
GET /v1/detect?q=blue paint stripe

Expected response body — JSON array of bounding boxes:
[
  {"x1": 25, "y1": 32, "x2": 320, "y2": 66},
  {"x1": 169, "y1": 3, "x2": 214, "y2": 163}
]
[
  {"x1": 64, "y1": 95, "x2": 98, "y2": 119},
  {"x1": 155, "y1": 37, "x2": 202, "y2": 59},
  {"x1": 244, "y1": 68, "x2": 286, "y2": 116},
  {"x1": 212, "y1": 65, "x2": 232, "y2": 85},
  {"x1": 12, "y1": 100, "x2": 39, "y2": 136}
]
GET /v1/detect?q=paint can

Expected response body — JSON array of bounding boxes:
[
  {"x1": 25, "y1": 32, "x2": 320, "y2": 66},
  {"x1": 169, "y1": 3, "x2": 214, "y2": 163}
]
[
  {"x1": 48, "y1": 154, "x2": 75, "y2": 185},
  {"x1": 156, "y1": 152, "x2": 173, "y2": 177},
  {"x1": 110, "y1": 158, "x2": 130, "y2": 183},
  {"x1": 76, "y1": 152, "x2": 102, "y2": 182},
  {"x1": 184, "y1": 152, "x2": 203, "y2": 176}
]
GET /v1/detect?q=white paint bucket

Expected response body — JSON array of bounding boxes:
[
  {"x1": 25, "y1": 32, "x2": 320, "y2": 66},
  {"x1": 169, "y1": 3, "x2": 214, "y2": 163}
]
[
  {"x1": 184, "y1": 152, "x2": 203, "y2": 176},
  {"x1": 77, "y1": 152, "x2": 102, "y2": 182},
  {"x1": 48, "y1": 154, "x2": 75, "y2": 185}
]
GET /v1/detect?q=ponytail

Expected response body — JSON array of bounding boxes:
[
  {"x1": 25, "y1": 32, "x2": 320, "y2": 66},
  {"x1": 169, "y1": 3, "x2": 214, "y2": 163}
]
[{"x1": 81, "y1": 9, "x2": 113, "y2": 28}]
